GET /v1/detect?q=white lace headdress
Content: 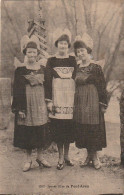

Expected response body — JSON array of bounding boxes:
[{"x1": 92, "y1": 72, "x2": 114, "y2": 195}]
[
  {"x1": 20, "y1": 35, "x2": 40, "y2": 53},
  {"x1": 53, "y1": 28, "x2": 71, "y2": 44},
  {"x1": 74, "y1": 33, "x2": 93, "y2": 50}
]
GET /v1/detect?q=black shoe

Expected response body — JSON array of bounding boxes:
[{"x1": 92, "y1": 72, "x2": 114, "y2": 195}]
[
  {"x1": 64, "y1": 159, "x2": 74, "y2": 166},
  {"x1": 57, "y1": 162, "x2": 64, "y2": 170}
]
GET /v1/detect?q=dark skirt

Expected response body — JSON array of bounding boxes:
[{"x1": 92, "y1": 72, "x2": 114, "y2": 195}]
[
  {"x1": 14, "y1": 122, "x2": 51, "y2": 150},
  {"x1": 50, "y1": 119, "x2": 75, "y2": 144},
  {"x1": 74, "y1": 112, "x2": 107, "y2": 151}
]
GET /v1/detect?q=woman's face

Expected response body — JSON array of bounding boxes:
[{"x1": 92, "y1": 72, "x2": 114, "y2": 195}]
[
  {"x1": 57, "y1": 40, "x2": 68, "y2": 55},
  {"x1": 76, "y1": 47, "x2": 89, "y2": 61},
  {"x1": 26, "y1": 48, "x2": 38, "y2": 63}
]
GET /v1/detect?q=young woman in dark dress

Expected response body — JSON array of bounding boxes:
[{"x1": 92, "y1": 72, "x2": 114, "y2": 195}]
[
  {"x1": 44, "y1": 29, "x2": 77, "y2": 170},
  {"x1": 12, "y1": 35, "x2": 51, "y2": 172},
  {"x1": 73, "y1": 34, "x2": 108, "y2": 169}
]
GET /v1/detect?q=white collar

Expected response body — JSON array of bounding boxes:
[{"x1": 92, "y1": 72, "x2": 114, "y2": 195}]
[
  {"x1": 55, "y1": 53, "x2": 69, "y2": 59},
  {"x1": 26, "y1": 62, "x2": 41, "y2": 70}
]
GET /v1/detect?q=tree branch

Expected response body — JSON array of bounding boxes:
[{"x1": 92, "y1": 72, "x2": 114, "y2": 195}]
[
  {"x1": 61, "y1": 0, "x2": 71, "y2": 30},
  {"x1": 92, "y1": 0, "x2": 98, "y2": 32},
  {"x1": 98, "y1": 6, "x2": 122, "y2": 37},
  {"x1": 82, "y1": 0, "x2": 92, "y2": 35},
  {"x1": 73, "y1": 0, "x2": 78, "y2": 35},
  {"x1": 3, "y1": 1, "x2": 20, "y2": 43}
]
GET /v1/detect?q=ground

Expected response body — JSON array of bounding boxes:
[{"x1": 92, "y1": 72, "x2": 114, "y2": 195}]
[{"x1": 0, "y1": 112, "x2": 124, "y2": 195}]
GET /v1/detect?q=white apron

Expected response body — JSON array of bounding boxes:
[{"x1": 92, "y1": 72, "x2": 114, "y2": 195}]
[{"x1": 49, "y1": 67, "x2": 75, "y2": 119}]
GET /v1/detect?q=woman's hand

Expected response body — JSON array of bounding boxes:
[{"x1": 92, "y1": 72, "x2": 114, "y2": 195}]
[
  {"x1": 101, "y1": 106, "x2": 107, "y2": 113},
  {"x1": 18, "y1": 111, "x2": 26, "y2": 119},
  {"x1": 99, "y1": 102, "x2": 107, "y2": 113},
  {"x1": 47, "y1": 102, "x2": 53, "y2": 112}
]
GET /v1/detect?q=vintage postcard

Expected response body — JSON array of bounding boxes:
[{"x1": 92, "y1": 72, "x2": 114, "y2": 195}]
[{"x1": 0, "y1": 0, "x2": 124, "y2": 194}]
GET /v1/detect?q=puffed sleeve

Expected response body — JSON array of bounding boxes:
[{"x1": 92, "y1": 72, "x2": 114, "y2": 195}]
[
  {"x1": 12, "y1": 67, "x2": 26, "y2": 113},
  {"x1": 44, "y1": 58, "x2": 53, "y2": 101},
  {"x1": 95, "y1": 65, "x2": 108, "y2": 107}
]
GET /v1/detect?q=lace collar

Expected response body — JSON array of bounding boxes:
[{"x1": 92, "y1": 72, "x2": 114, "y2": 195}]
[
  {"x1": 77, "y1": 60, "x2": 91, "y2": 68},
  {"x1": 26, "y1": 62, "x2": 41, "y2": 70}
]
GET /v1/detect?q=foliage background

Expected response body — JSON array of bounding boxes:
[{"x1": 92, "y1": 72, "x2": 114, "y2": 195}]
[{"x1": 1, "y1": 0, "x2": 124, "y2": 92}]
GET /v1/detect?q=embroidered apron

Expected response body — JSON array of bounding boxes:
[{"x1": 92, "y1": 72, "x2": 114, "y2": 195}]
[{"x1": 49, "y1": 67, "x2": 75, "y2": 119}]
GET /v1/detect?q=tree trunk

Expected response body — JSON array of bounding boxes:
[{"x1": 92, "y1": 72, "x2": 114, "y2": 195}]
[{"x1": 0, "y1": 78, "x2": 11, "y2": 129}]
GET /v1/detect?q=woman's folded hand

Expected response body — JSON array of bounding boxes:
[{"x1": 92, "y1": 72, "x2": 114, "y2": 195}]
[
  {"x1": 99, "y1": 102, "x2": 107, "y2": 113},
  {"x1": 47, "y1": 102, "x2": 53, "y2": 112},
  {"x1": 101, "y1": 107, "x2": 106, "y2": 113},
  {"x1": 18, "y1": 111, "x2": 26, "y2": 119}
]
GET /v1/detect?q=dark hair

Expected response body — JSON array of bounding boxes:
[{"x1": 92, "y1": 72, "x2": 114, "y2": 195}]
[
  {"x1": 55, "y1": 34, "x2": 71, "y2": 48},
  {"x1": 73, "y1": 41, "x2": 92, "y2": 56},
  {"x1": 23, "y1": 41, "x2": 38, "y2": 55}
]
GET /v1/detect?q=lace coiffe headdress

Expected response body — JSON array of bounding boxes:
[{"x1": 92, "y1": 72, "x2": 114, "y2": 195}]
[
  {"x1": 74, "y1": 33, "x2": 93, "y2": 52},
  {"x1": 53, "y1": 28, "x2": 72, "y2": 48},
  {"x1": 21, "y1": 35, "x2": 40, "y2": 54}
]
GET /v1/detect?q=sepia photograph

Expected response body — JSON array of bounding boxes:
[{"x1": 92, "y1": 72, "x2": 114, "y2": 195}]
[{"x1": 0, "y1": 0, "x2": 124, "y2": 194}]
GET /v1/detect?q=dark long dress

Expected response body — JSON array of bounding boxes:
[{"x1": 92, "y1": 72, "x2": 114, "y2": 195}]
[
  {"x1": 12, "y1": 65, "x2": 51, "y2": 150},
  {"x1": 73, "y1": 63, "x2": 107, "y2": 151},
  {"x1": 44, "y1": 55, "x2": 77, "y2": 144}
]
